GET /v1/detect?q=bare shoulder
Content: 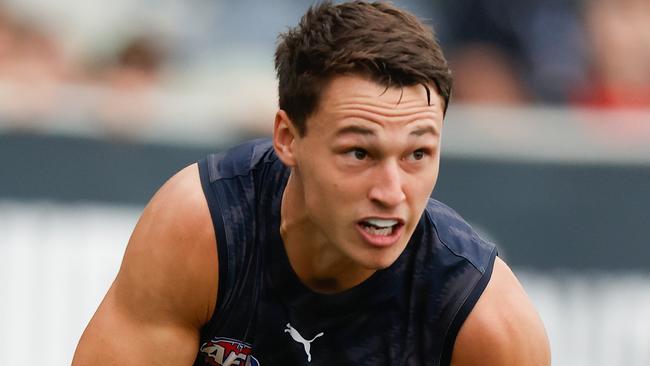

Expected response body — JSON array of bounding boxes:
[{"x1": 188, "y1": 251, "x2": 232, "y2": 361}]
[
  {"x1": 73, "y1": 163, "x2": 218, "y2": 365},
  {"x1": 451, "y1": 257, "x2": 551, "y2": 366},
  {"x1": 116, "y1": 162, "x2": 219, "y2": 326}
]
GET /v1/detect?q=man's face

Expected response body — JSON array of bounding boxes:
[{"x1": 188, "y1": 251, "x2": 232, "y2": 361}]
[{"x1": 285, "y1": 75, "x2": 444, "y2": 270}]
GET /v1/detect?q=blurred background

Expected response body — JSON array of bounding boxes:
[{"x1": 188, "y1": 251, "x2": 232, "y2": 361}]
[{"x1": 0, "y1": 0, "x2": 649, "y2": 364}]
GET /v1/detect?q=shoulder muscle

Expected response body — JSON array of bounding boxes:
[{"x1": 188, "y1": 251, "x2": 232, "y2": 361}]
[
  {"x1": 451, "y1": 257, "x2": 551, "y2": 366},
  {"x1": 73, "y1": 163, "x2": 218, "y2": 365},
  {"x1": 116, "y1": 163, "x2": 218, "y2": 326}
]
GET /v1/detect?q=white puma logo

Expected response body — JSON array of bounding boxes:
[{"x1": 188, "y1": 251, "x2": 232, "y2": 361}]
[{"x1": 284, "y1": 323, "x2": 324, "y2": 362}]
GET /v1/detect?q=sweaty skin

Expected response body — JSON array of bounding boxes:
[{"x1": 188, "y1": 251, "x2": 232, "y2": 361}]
[{"x1": 73, "y1": 75, "x2": 550, "y2": 366}]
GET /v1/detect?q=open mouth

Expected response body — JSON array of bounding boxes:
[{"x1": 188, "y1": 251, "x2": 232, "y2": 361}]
[{"x1": 358, "y1": 218, "x2": 403, "y2": 237}]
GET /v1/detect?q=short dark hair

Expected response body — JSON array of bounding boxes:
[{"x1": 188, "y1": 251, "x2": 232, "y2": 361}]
[{"x1": 275, "y1": 1, "x2": 453, "y2": 135}]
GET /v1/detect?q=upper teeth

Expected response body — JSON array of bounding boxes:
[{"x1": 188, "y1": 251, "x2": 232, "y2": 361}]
[{"x1": 365, "y1": 218, "x2": 398, "y2": 228}]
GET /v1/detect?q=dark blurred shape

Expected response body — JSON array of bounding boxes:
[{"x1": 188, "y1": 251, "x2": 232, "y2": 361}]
[
  {"x1": 450, "y1": 43, "x2": 530, "y2": 105},
  {"x1": 439, "y1": 0, "x2": 586, "y2": 105},
  {"x1": 95, "y1": 35, "x2": 167, "y2": 139},
  {"x1": 113, "y1": 36, "x2": 164, "y2": 82},
  {"x1": 571, "y1": 0, "x2": 650, "y2": 108}
]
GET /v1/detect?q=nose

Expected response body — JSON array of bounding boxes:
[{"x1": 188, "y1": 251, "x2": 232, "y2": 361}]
[{"x1": 368, "y1": 160, "x2": 406, "y2": 207}]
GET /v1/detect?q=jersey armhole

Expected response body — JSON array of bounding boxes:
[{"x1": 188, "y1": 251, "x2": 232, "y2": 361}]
[
  {"x1": 197, "y1": 158, "x2": 229, "y2": 330},
  {"x1": 440, "y1": 247, "x2": 498, "y2": 366}
]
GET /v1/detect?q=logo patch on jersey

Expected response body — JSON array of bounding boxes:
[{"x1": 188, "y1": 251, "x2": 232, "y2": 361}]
[
  {"x1": 199, "y1": 337, "x2": 260, "y2": 366},
  {"x1": 284, "y1": 323, "x2": 324, "y2": 363}
]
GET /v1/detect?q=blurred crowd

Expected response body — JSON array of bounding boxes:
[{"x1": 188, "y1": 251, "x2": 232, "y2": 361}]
[
  {"x1": 439, "y1": 0, "x2": 650, "y2": 108},
  {"x1": 0, "y1": 0, "x2": 649, "y2": 139},
  {"x1": 0, "y1": 6, "x2": 165, "y2": 137}
]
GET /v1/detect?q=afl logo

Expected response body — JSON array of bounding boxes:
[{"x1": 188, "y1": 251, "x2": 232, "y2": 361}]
[{"x1": 199, "y1": 337, "x2": 260, "y2": 366}]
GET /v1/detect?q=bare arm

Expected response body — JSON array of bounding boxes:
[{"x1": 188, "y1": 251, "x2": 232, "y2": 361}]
[
  {"x1": 451, "y1": 257, "x2": 551, "y2": 366},
  {"x1": 73, "y1": 164, "x2": 218, "y2": 365}
]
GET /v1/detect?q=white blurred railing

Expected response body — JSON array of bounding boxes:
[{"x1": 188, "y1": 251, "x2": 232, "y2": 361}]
[
  {"x1": 519, "y1": 271, "x2": 650, "y2": 366},
  {"x1": 1, "y1": 200, "x2": 649, "y2": 365},
  {"x1": 0, "y1": 201, "x2": 138, "y2": 365}
]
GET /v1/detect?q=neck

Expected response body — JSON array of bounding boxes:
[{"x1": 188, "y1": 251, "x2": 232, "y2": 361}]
[{"x1": 280, "y1": 172, "x2": 375, "y2": 294}]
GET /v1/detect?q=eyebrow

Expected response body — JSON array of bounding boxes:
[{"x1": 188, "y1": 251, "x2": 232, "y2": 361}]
[
  {"x1": 335, "y1": 125, "x2": 376, "y2": 137},
  {"x1": 334, "y1": 124, "x2": 438, "y2": 138},
  {"x1": 410, "y1": 125, "x2": 438, "y2": 137}
]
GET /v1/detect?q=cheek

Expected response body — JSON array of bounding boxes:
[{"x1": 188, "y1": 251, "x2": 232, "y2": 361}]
[
  {"x1": 331, "y1": 176, "x2": 371, "y2": 208},
  {"x1": 304, "y1": 174, "x2": 364, "y2": 229},
  {"x1": 407, "y1": 168, "x2": 440, "y2": 203},
  {"x1": 428, "y1": 170, "x2": 440, "y2": 193},
  {"x1": 424, "y1": 158, "x2": 441, "y2": 191},
  {"x1": 301, "y1": 166, "x2": 344, "y2": 213},
  {"x1": 316, "y1": 179, "x2": 357, "y2": 211}
]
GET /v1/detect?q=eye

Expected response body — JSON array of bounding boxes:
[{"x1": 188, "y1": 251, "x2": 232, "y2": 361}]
[
  {"x1": 350, "y1": 148, "x2": 368, "y2": 160},
  {"x1": 408, "y1": 149, "x2": 426, "y2": 161}
]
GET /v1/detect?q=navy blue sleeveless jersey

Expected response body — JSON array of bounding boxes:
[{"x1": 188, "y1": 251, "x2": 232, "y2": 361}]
[{"x1": 195, "y1": 139, "x2": 497, "y2": 366}]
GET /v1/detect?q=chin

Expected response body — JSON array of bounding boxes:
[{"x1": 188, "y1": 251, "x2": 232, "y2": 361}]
[
  {"x1": 369, "y1": 261, "x2": 394, "y2": 271},
  {"x1": 360, "y1": 251, "x2": 402, "y2": 270}
]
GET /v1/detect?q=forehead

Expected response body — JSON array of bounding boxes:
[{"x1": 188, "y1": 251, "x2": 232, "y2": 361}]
[
  {"x1": 310, "y1": 74, "x2": 444, "y2": 133},
  {"x1": 320, "y1": 74, "x2": 436, "y2": 106}
]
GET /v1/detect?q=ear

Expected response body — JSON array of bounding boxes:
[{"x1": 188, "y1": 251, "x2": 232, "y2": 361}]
[{"x1": 273, "y1": 110, "x2": 299, "y2": 167}]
